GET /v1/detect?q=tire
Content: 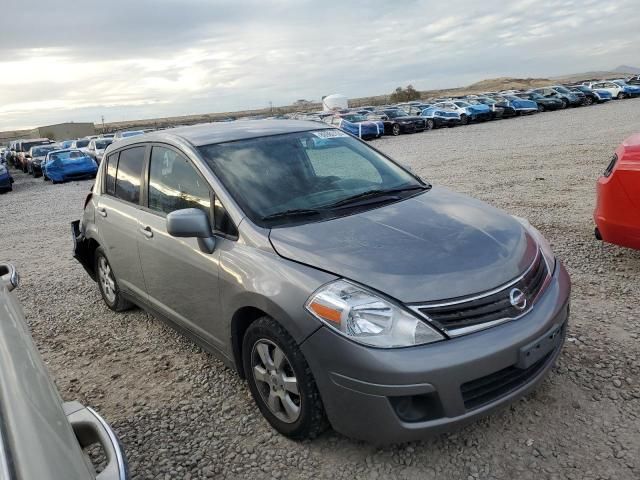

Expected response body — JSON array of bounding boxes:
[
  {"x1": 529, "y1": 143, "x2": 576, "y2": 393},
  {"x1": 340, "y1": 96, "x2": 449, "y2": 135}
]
[
  {"x1": 537, "y1": 104, "x2": 545, "y2": 112},
  {"x1": 391, "y1": 123, "x2": 401, "y2": 136},
  {"x1": 43, "y1": 173, "x2": 49, "y2": 181},
  {"x1": 95, "y1": 247, "x2": 134, "y2": 312},
  {"x1": 426, "y1": 119, "x2": 435, "y2": 130},
  {"x1": 617, "y1": 92, "x2": 626, "y2": 100},
  {"x1": 243, "y1": 316, "x2": 328, "y2": 440},
  {"x1": 460, "y1": 114, "x2": 468, "y2": 125},
  {"x1": 561, "y1": 99, "x2": 569, "y2": 109},
  {"x1": 584, "y1": 96, "x2": 594, "y2": 106}
]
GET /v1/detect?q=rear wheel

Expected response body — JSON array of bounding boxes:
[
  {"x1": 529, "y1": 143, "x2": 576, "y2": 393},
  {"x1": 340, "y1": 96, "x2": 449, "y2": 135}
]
[
  {"x1": 95, "y1": 248, "x2": 134, "y2": 312},
  {"x1": 561, "y1": 99, "x2": 569, "y2": 109},
  {"x1": 391, "y1": 123, "x2": 401, "y2": 136},
  {"x1": 537, "y1": 104, "x2": 545, "y2": 112},
  {"x1": 617, "y1": 92, "x2": 626, "y2": 100},
  {"x1": 243, "y1": 316, "x2": 327, "y2": 440},
  {"x1": 460, "y1": 114, "x2": 469, "y2": 125},
  {"x1": 584, "y1": 96, "x2": 594, "y2": 106},
  {"x1": 426, "y1": 119, "x2": 435, "y2": 130}
]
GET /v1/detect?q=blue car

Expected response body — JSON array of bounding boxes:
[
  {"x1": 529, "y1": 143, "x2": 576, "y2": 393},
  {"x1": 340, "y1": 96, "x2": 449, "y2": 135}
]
[
  {"x1": 612, "y1": 80, "x2": 640, "y2": 98},
  {"x1": 0, "y1": 163, "x2": 13, "y2": 193},
  {"x1": 42, "y1": 149, "x2": 98, "y2": 183},
  {"x1": 328, "y1": 114, "x2": 384, "y2": 140},
  {"x1": 433, "y1": 101, "x2": 492, "y2": 124},
  {"x1": 502, "y1": 95, "x2": 539, "y2": 115},
  {"x1": 419, "y1": 105, "x2": 462, "y2": 129}
]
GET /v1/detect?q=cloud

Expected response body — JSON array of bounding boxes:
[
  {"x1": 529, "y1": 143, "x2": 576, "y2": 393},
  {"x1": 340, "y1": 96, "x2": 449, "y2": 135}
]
[{"x1": 0, "y1": 0, "x2": 638, "y2": 130}]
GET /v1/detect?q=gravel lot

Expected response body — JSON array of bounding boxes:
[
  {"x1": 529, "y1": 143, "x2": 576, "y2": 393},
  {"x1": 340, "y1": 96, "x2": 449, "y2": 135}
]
[{"x1": 1, "y1": 98, "x2": 640, "y2": 480}]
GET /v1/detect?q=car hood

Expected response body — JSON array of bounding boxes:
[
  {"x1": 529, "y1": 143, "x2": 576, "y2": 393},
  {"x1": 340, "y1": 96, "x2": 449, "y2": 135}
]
[{"x1": 269, "y1": 186, "x2": 538, "y2": 303}]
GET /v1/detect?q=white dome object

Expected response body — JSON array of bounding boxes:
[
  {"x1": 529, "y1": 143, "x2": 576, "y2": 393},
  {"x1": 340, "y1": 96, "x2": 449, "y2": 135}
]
[{"x1": 322, "y1": 94, "x2": 348, "y2": 111}]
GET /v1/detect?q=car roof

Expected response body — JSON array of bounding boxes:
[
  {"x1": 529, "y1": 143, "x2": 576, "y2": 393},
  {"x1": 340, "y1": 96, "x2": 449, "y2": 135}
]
[{"x1": 120, "y1": 120, "x2": 332, "y2": 148}]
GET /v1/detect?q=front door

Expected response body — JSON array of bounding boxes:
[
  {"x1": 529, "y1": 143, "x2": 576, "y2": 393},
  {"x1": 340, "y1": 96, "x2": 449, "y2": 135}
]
[{"x1": 136, "y1": 145, "x2": 224, "y2": 349}]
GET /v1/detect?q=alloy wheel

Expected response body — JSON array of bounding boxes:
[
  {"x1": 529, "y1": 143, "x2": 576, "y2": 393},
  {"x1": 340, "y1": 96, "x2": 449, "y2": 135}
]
[
  {"x1": 392, "y1": 124, "x2": 400, "y2": 136},
  {"x1": 98, "y1": 256, "x2": 117, "y2": 304},
  {"x1": 251, "y1": 339, "x2": 301, "y2": 423}
]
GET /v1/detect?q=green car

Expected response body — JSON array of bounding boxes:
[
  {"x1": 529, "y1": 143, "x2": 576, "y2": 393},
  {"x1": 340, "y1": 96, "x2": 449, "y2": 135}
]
[{"x1": 0, "y1": 263, "x2": 128, "y2": 480}]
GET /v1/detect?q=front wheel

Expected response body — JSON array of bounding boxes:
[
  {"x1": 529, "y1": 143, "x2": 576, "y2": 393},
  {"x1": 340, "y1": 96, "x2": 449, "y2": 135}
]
[
  {"x1": 391, "y1": 123, "x2": 401, "y2": 136},
  {"x1": 617, "y1": 92, "x2": 626, "y2": 100},
  {"x1": 460, "y1": 114, "x2": 468, "y2": 125},
  {"x1": 561, "y1": 99, "x2": 569, "y2": 109},
  {"x1": 426, "y1": 119, "x2": 435, "y2": 130},
  {"x1": 584, "y1": 96, "x2": 594, "y2": 106},
  {"x1": 95, "y1": 248, "x2": 134, "y2": 311},
  {"x1": 243, "y1": 317, "x2": 328, "y2": 440},
  {"x1": 537, "y1": 104, "x2": 545, "y2": 112}
]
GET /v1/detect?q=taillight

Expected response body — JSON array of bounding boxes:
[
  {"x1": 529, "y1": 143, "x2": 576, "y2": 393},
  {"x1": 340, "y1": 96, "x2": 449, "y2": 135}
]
[{"x1": 603, "y1": 154, "x2": 618, "y2": 177}]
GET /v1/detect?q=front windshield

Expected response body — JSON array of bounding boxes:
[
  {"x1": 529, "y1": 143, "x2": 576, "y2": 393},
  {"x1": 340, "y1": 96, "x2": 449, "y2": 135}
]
[
  {"x1": 199, "y1": 130, "x2": 423, "y2": 226},
  {"x1": 478, "y1": 98, "x2": 496, "y2": 104},
  {"x1": 342, "y1": 115, "x2": 367, "y2": 122},
  {"x1": 554, "y1": 86, "x2": 571, "y2": 94},
  {"x1": 454, "y1": 101, "x2": 470, "y2": 107},
  {"x1": 75, "y1": 139, "x2": 90, "y2": 148},
  {"x1": 49, "y1": 150, "x2": 89, "y2": 162},
  {"x1": 33, "y1": 146, "x2": 56, "y2": 156},
  {"x1": 383, "y1": 110, "x2": 406, "y2": 118},
  {"x1": 95, "y1": 139, "x2": 113, "y2": 149},
  {"x1": 23, "y1": 140, "x2": 51, "y2": 151}
]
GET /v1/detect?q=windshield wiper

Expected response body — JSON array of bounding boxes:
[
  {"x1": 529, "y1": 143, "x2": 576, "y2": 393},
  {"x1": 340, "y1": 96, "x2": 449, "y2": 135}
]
[
  {"x1": 322, "y1": 184, "x2": 430, "y2": 209},
  {"x1": 261, "y1": 208, "x2": 323, "y2": 221}
]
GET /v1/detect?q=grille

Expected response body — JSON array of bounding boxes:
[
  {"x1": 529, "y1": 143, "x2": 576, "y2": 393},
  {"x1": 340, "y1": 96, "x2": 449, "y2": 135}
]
[
  {"x1": 460, "y1": 336, "x2": 561, "y2": 411},
  {"x1": 416, "y1": 250, "x2": 549, "y2": 335}
]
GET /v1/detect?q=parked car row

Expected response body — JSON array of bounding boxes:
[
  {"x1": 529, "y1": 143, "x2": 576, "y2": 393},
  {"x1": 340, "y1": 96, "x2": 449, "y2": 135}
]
[{"x1": 287, "y1": 80, "x2": 634, "y2": 139}]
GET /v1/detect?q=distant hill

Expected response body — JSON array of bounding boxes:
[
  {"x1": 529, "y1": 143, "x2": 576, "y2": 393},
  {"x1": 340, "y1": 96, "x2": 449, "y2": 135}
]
[{"x1": 614, "y1": 65, "x2": 640, "y2": 74}]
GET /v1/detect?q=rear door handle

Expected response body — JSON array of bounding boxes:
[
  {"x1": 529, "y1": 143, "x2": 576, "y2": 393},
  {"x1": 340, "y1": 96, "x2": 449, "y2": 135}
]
[
  {"x1": 97, "y1": 207, "x2": 107, "y2": 217},
  {"x1": 140, "y1": 226, "x2": 153, "y2": 238}
]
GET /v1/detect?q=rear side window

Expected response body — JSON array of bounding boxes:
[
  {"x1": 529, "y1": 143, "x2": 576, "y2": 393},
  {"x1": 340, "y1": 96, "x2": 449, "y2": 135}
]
[
  {"x1": 105, "y1": 152, "x2": 118, "y2": 195},
  {"x1": 111, "y1": 146, "x2": 145, "y2": 204},
  {"x1": 148, "y1": 146, "x2": 211, "y2": 217}
]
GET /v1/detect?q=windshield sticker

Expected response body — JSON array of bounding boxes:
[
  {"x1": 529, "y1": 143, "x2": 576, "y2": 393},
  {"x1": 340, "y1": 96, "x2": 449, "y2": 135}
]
[{"x1": 312, "y1": 130, "x2": 349, "y2": 138}]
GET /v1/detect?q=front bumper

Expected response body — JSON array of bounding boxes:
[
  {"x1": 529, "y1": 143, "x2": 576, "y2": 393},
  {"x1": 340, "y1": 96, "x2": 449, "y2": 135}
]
[{"x1": 301, "y1": 261, "x2": 571, "y2": 444}]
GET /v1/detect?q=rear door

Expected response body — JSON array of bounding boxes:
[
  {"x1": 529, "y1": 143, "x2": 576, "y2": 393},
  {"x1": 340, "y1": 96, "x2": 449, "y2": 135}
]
[
  {"x1": 96, "y1": 146, "x2": 147, "y2": 300},
  {"x1": 136, "y1": 144, "x2": 225, "y2": 349}
]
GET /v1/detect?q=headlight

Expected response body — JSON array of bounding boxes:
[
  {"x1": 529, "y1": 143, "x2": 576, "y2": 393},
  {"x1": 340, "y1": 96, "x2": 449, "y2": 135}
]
[
  {"x1": 305, "y1": 280, "x2": 444, "y2": 348},
  {"x1": 513, "y1": 216, "x2": 555, "y2": 270}
]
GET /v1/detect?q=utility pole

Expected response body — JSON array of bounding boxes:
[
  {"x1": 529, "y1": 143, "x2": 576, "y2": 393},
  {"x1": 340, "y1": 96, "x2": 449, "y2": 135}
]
[
  {"x1": 269, "y1": 101, "x2": 273, "y2": 114},
  {"x1": 101, "y1": 115, "x2": 105, "y2": 132}
]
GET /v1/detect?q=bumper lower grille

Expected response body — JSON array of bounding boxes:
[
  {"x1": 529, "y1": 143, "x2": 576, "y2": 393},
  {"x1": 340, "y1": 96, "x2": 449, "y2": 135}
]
[
  {"x1": 415, "y1": 250, "x2": 549, "y2": 336},
  {"x1": 460, "y1": 334, "x2": 561, "y2": 411}
]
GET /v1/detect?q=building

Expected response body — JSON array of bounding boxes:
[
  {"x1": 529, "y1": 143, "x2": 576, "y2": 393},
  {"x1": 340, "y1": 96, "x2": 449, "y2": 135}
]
[{"x1": 0, "y1": 122, "x2": 96, "y2": 145}]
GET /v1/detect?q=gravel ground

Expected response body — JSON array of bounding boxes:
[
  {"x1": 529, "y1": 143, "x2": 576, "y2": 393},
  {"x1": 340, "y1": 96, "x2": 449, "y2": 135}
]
[{"x1": 1, "y1": 98, "x2": 639, "y2": 480}]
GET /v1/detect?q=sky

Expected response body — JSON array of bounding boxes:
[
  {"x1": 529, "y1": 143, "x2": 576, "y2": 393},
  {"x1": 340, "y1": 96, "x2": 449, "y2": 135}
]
[{"x1": 1, "y1": 0, "x2": 638, "y2": 130}]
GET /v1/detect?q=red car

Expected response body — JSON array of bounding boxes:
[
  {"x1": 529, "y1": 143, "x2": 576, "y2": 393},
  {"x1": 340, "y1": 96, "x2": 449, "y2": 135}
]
[{"x1": 594, "y1": 133, "x2": 640, "y2": 250}]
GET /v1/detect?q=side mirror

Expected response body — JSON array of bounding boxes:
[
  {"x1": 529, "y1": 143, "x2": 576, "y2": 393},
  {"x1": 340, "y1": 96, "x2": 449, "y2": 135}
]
[{"x1": 166, "y1": 208, "x2": 215, "y2": 254}]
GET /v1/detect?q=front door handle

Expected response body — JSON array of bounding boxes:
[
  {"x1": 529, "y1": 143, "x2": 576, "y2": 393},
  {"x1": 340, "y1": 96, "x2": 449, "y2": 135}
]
[
  {"x1": 140, "y1": 226, "x2": 153, "y2": 238},
  {"x1": 97, "y1": 207, "x2": 107, "y2": 217}
]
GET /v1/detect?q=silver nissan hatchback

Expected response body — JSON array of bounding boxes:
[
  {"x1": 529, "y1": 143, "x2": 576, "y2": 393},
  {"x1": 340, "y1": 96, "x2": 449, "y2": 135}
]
[{"x1": 72, "y1": 120, "x2": 570, "y2": 443}]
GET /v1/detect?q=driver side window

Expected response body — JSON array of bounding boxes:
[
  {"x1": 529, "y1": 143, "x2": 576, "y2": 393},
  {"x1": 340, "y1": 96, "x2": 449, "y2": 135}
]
[{"x1": 148, "y1": 146, "x2": 212, "y2": 218}]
